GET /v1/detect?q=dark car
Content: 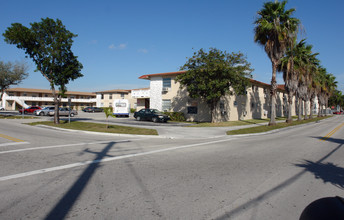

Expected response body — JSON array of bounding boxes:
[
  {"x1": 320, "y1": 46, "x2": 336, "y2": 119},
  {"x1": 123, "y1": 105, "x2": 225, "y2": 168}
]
[
  {"x1": 19, "y1": 106, "x2": 41, "y2": 114},
  {"x1": 83, "y1": 107, "x2": 104, "y2": 112},
  {"x1": 134, "y1": 108, "x2": 170, "y2": 123}
]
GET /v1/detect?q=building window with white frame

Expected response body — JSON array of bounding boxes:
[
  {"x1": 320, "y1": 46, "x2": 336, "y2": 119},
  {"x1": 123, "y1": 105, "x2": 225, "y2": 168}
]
[
  {"x1": 163, "y1": 78, "x2": 171, "y2": 88},
  {"x1": 162, "y1": 99, "x2": 171, "y2": 111}
]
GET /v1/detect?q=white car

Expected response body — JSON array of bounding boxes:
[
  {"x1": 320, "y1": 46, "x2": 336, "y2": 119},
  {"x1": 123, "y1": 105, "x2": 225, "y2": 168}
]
[
  {"x1": 0, "y1": 107, "x2": 4, "y2": 111},
  {"x1": 34, "y1": 106, "x2": 55, "y2": 116}
]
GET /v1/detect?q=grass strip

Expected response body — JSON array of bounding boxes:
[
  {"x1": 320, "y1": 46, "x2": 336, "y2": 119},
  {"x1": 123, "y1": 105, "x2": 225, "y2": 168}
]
[
  {"x1": 0, "y1": 115, "x2": 37, "y2": 119},
  {"x1": 227, "y1": 116, "x2": 332, "y2": 135},
  {"x1": 28, "y1": 120, "x2": 158, "y2": 135},
  {"x1": 189, "y1": 117, "x2": 290, "y2": 127}
]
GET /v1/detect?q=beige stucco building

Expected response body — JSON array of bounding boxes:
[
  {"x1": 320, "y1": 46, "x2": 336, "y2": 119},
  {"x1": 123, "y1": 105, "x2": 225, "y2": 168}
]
[
  {"x1": 95, "y1": 89, "x2": 134, "y2": 108},
  {"x1": 1, "y1": 88, "x2": 96, "y2": 111},
  {"x1": 139, "y1": 71, "x2": 300, "y2": 122}
]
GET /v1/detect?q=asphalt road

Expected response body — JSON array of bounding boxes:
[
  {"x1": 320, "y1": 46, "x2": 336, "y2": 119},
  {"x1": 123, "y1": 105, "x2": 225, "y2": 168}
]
[{"x1": 0, "y1": 115, "x2": 343, "y2": 219}]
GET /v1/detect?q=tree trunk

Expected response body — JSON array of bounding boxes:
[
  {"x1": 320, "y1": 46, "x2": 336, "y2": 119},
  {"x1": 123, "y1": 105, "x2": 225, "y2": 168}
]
[
  {"x1": 304, "y1": 99, "x2": 309, "y2": 120},
  {"x1": 298, "y1": 97, "x2": 302, "y2": 121},
  {"x1": 286, "y1": 92, "x2": 293, "y2": 123},
  {"x1": 318, "y1": 100, "x2": 322, "y2": 117},
  {"x1": 51, "y1": 86, "x2": 60, "y2": 124},
  {"x1": 310, "y1": 97, "x2": 314, "y2": 119},
  {"x1": 269, "y1": 63, "x2": 277, "y2": 126},
  {"x1": 0, "y1": 88, "x2": 4, "y2": 102}
]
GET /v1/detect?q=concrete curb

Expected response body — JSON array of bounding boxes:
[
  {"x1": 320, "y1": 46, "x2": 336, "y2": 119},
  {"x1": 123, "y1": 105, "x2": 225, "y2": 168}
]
[{"x1": 228, "y1": 116, "x2": 333, "y2": 137}]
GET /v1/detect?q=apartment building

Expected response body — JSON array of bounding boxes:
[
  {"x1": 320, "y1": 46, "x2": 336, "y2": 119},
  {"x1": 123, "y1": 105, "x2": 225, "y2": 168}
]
[
  {"x1": 1, "y1": 88, "x2": 96, "y2": 110},
  {"x1": 139, "y1": 71, "x2": 301, "y2": 122}
]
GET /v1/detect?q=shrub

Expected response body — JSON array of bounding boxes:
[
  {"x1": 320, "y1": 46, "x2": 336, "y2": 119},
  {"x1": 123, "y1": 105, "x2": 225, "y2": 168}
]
[{"x1": 164, "y1": 112, "x2": 186, "y2": 121}]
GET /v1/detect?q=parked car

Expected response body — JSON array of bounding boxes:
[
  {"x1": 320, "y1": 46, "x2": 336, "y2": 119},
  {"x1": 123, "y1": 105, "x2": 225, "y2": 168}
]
[
  {"x1": 83, "y1": 107, "x2": 103, "y2": 112},
  {"x1": 133, "y1": 108, "x2": 170, "y2": 123},
  {"x1": 34, "y1": 106, "x2": 55, "y2": 116},
  {"x1": 333, "y1": 111, "x2": 343, "y2": 115},
  {"x1": 0, "y1": 107, "x2": 4, "y2": 111},
  {"x1": 48, "y1": 107, "x2": 78, "y2": 117},
  {"x1": 19, "y1": 106, "x2": 41, "y2": 114}
]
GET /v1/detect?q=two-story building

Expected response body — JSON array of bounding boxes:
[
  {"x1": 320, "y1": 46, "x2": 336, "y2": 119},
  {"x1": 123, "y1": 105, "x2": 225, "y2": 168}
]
[
  {"x1": 1, "y1": 88, "x2": 96, "y2": 110},
  {"x1": 95, "y1": 89, "x2": 133, "y2": 108},
  {"x1": 139, "y1": 71, "x2": 302, "y2": 122}
]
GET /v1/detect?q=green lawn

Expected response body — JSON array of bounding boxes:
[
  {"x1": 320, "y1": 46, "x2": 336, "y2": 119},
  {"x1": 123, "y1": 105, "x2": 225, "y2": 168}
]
[
  {"x1": 28, "y1": 120, "x2": 158, "y2": 135},
  {"x1": 0, "y1": 115, "x2": 37, "y2": 119},
  {"x1": 227, "y1": 116, "x2": 331, "y2": 135},
  {"x1": 189, "y1": 116, "x2": 289, "y2": 127}
]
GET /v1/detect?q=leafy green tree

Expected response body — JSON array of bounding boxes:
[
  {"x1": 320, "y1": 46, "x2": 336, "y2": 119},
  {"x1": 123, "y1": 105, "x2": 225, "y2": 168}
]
[
  {"x1": 0, "y1": 61, "x2": 28, "y2": 102},
  {"x1": 254, "y1": 0, "x2": 300, "y2": 125},
  {"x1": 3, "y1": 18, "x2": 83, "y2": 124},
  {"x1": 177, "y1": 48, "x2": 253, "y2": 123}
]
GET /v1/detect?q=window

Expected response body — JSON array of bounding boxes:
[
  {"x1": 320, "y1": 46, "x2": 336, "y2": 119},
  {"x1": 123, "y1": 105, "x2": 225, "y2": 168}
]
[
  {"x1": 109, "y1": 94, "x2": 113, "y2": 99},
  {"x1": 163, "y1": 78, "x2": 171, "y2": 88},
  {"x1": 101, "y1": 94, "x2": 104, "y2": 99},
  {"x1": 162, "y1": 99, "x2": 171, "y2": 111},
  {"x1": 120, "y1": 93, "x2": 125, "y2": 98}
]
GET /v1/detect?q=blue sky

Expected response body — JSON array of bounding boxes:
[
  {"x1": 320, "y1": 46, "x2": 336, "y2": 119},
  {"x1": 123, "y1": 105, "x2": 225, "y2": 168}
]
[{"x1": 1, "y1": 0, "x2": 343, "y2": 92}]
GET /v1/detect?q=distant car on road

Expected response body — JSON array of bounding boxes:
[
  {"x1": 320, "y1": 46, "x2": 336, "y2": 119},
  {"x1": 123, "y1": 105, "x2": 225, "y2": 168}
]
[
  {"x1": 133, "y1": 108, "x2": 170, "y2": 123},
  {"x1": 34, "y1": 106, "x2": 55, "y2": 116},
  {"x1": 333, "y1": 111, "x2": 343, "y2": 115},
  {"x1": 19, "y1": 106, "x2": 41, "y2": 114},
  {"x1": 48, "y1": 107, "x2": 78, "y2": 117},
  {"x1": 83, "y1": 107, "x2": 103, "y2": 112}
]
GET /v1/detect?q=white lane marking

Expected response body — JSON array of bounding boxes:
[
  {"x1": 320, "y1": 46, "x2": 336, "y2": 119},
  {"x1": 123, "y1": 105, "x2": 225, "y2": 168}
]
[
  {"x1": 0, "y1": 142, "x2": 30, "y2": 147},
  {"x1": 0, "y1": 138, "x2": 234, "y2": 182},
  {"x1": 0, "y1": 139, "x2": 143, "y2": 155}
]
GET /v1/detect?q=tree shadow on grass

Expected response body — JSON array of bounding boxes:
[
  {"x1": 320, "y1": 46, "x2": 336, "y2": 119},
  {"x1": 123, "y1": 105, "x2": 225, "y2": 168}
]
[{"x1": 44, "y1": 141, "x2": 124, "y2": 220}]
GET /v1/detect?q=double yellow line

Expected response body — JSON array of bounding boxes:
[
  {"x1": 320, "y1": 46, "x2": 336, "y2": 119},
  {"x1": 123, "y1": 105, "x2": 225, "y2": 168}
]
[
  {"x1": 320, "y1": 122, "x2": 344, "y2": 141},
  {"x1": 0, "y1": 134, "x2": 25, "y2": 142}
]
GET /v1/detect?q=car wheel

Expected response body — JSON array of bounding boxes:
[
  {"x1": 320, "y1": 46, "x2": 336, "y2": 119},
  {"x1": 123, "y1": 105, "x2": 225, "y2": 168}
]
[
  {"x1": 136, "y1": 116, "x2": 141, "y2": 121},
  {"x1": 70, "y1": 113, "x2": 74, "y2": 117},
  {"x1": 152, "y1": 117, "x2": 158, "y2": 123},
  {"x1": 39, "y1": 112, "x2": 44, "y2": 116}
]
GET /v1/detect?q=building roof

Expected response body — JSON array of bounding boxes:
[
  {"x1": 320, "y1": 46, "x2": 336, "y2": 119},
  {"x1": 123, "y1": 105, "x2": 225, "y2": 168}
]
[
  {"x1": 131, "y1": 88, "x2": 150, "y2": 91},
  {"x1": 6, "y1": 88, "x2": 96, "y2": 96},
  {"x1": 139, "y1": 71, "x2": 186, "y2": 79},
  {"x1": 95, "y1": 89, "x2": 131, "y2": 94},
  {"x1": 139, "y1": 71, "x2": 286, "y2": 91}
]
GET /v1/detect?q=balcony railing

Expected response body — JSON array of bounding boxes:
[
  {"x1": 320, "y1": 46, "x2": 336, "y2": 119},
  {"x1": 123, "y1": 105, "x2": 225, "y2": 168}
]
[
  {"x1": 131, "y1": 90, "x2": 150, "y2": 98},
  {"x1": 6, "y1": 96, "x2": 97, "y2": 103}
]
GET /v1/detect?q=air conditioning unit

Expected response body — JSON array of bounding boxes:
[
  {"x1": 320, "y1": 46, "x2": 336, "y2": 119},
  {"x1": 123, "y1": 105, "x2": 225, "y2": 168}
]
[{"x1": 162, "y1": 87, "x2": 170, "y2": 92}]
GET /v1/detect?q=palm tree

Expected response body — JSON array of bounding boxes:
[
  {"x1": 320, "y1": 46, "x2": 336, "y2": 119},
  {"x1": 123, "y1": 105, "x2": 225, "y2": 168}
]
[
  {"x1": 279, "y1": 39, "x2": 313, "y2": 122},
  {"x1": 254, "y1": 0, "x2": 300, "y2": 125},
  {"x1": 316, "y1": 68, "x2": 337, "y2": 116},
  {"x1": 306, "y1": 52, "x2": 320, "y2": 119}
]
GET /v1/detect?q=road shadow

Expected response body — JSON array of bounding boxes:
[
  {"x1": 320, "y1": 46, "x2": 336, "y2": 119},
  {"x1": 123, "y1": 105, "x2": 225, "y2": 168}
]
[
  {"x1": 44, "y1": 141, "x2": 121, "y2": 220},
  {"x1": 312, "y1": 136, "x2": 344, "y2": 145},
  {"x1": 295, "y1": 160, "x2": 344, "y2": 189},
  {"x1": 213, "y1": 140, "x2": 343, "y2": 219}
]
